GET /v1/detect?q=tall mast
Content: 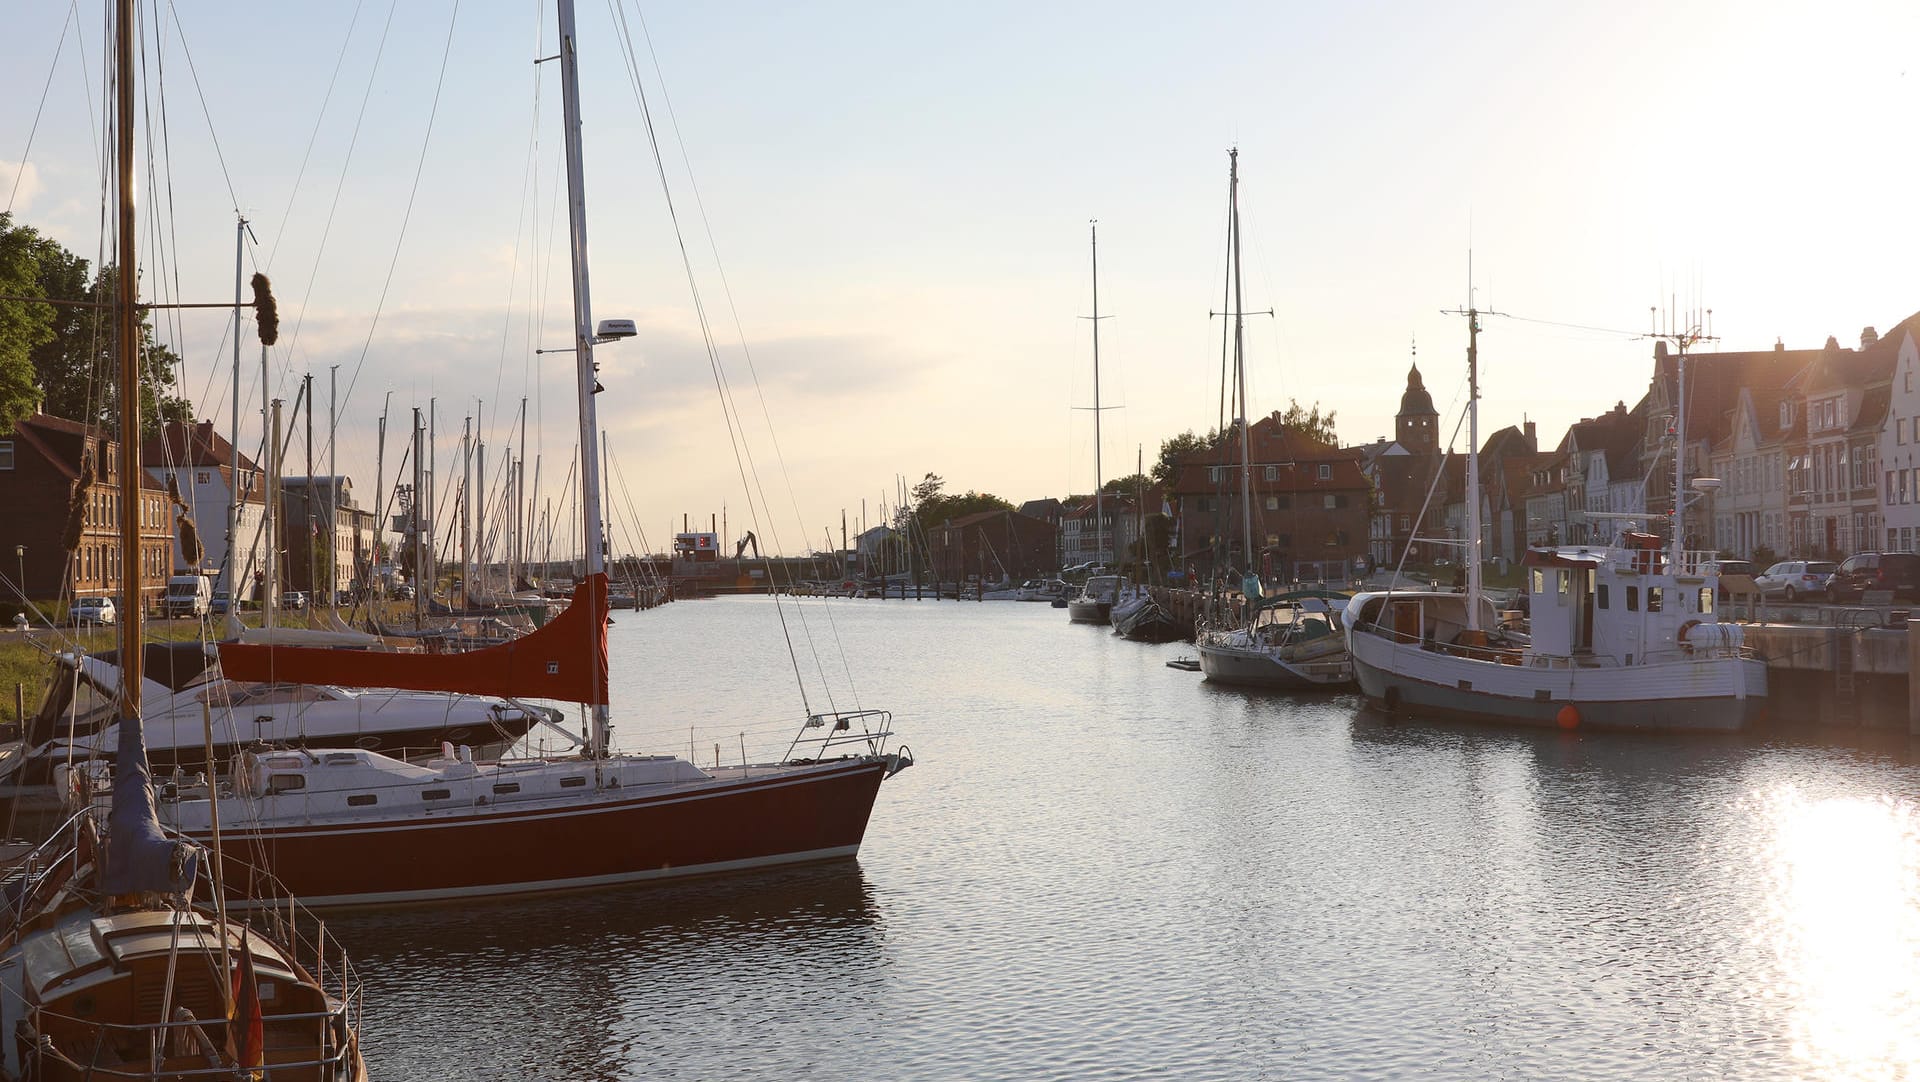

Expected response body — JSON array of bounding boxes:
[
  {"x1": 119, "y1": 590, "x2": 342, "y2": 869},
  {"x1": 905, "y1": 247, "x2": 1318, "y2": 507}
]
[
  {"x1": 1671, "y1": 338, "x2": 1689, "y2": 571},
  {"x1": 265, "y1": 400, "x2": 281, "y2": 629},
  {"x1": 461, "y1": 416, "x2": 472, "y2": 601},
  {"x1": 557, "y1": 0, "x2": 612, "y2": 756},
  {"x1": 1229, "y1": 149, "x2": 1253, "y2": 576},
  {"x1": 304, "y1": 372, "x2": 315, "y2": 602},
  {"x1": 1463, "y1": 307, "x2": 1484, "y2": 629},
  {"x1": 114, "y1": 0, "x2": 142, "y2": 706},
  {"x1": 1090, "y1": 223, "x2": 1104, "y2": 567},
  {"x1": 411, "y1": 408, "x2": 425, "y2": 628},
  {"x1": 329, "y1": 365, "x2": 339, "y2": 605},
  {"x1": 229, "y1": 216, "x2": 246, "y2": 597}
]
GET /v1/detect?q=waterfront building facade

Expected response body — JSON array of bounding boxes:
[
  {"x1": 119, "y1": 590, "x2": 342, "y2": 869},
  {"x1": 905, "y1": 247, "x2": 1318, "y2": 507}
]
[
  {"x1": 142, "y1": 419, "x2": 265, "y2": 594},
  {"x1": 0, "y1": 413, "x2": 173, "y2": 609}
]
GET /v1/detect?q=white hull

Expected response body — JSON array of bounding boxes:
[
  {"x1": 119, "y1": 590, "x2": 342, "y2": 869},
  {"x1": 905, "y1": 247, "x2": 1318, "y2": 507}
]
[
  {"x1": 1348, "y1": 627, "x2": 1765, "y2": 732},
  {"x1": 1196, "y1": 638, "x2": 1352, "y2": 689}
]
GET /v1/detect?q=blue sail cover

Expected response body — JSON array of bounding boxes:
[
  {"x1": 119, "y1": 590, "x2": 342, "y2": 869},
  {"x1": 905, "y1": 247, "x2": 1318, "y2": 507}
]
[{"x1": 98, "y1": 707, "x2": 198, "y2": 896}]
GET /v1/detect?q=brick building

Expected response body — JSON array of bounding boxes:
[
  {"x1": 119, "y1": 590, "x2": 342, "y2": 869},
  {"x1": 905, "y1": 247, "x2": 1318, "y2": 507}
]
[
  {"x1": 0, "y1": 414, "x2": 173, "y2": 609},
  {"x1": 929, "y1": 509, "x2": 1059, "y2": 582},
  {"x1": 1171, "y1": 412, "x2": 1370, "y2": 582}
]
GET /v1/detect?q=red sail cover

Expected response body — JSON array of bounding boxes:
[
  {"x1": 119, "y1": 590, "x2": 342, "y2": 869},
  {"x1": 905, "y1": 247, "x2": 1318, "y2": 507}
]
[{"x1": 218, "y1": 574, "x2": 610, "y2": 705}]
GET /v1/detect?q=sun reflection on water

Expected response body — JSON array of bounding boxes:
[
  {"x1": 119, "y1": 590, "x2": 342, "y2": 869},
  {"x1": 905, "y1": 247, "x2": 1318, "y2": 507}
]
[{"x1": 1756, "y1": 786, "x2": 1920, "y2": 1079}]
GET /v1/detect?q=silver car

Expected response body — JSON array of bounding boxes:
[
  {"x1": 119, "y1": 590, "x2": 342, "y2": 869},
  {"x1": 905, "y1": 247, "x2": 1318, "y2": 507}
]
[{"x1": 1754, "y1": 560, "x2": 1837, "y2": 600}]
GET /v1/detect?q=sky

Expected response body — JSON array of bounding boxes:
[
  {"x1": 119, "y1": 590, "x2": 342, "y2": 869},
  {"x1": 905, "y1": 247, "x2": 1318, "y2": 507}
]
[{"x1": 4, "y1": 0, "x2": 1918, "y2": 556}]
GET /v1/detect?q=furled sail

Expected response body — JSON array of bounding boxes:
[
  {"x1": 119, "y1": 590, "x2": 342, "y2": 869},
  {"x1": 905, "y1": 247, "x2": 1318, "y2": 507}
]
[{"x1": 219, "y1": 573, "x2": 610, "y2": 705}]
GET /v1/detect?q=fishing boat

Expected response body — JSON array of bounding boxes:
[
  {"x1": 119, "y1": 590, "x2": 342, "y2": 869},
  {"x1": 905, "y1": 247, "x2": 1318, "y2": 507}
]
[
  {"x1": 1344, "y1": 308, "x2": 1767, "y2": 731},
  {"x1": 1190, "y1": 150, "x2": 1354, "y2": 688},
  {"x1": 89, "y1": 0, "x2": 913, "y2": 907},
  {"x1": 0, "y1": 4, "x2": 367, "y2": 1073}
]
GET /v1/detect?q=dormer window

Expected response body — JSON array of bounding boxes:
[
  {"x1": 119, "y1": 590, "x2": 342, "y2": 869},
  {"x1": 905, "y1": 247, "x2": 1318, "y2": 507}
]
[
  {"x1": 1317, "y1": 464, "x2": 1331, "y2": 480},
  {"x1": 1780, "y1": 401, "x2": 1794, "y2": 428}
]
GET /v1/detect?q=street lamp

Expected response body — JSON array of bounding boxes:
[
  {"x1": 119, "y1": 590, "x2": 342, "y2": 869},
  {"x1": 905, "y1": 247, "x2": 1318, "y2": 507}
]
[{"x1": 13, "y1": 545, "x2": 23, "y2": 603}]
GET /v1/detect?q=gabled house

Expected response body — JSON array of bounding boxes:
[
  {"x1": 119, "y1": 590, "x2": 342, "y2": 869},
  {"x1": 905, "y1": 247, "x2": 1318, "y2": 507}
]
[
  {"x1": 1, "y1": 414, "x2": 173, "y2": 608},
  {"x1": 142, "y1": 419, "x2": 266, "y2": 594},
  {"x1": 1172, "y1": 411, "x2": 1370, "y2": 582},
  {"x1": 1875, "y1": 319, "x2": 1920, "y2": 552}
]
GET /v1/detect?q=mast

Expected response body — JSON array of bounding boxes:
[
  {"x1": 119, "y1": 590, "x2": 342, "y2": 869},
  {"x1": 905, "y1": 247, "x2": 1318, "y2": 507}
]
[
  {"x1": 461, "y1": 416, "x2": 472, "y2": 602},
  {"x1": 1229, "y1": 149, "x2": 1253, "y2": 578},
  {"x1": 114, "y1": 0, "x2": 142, "y2": 705},
  {"x1": 329, "y1": 365, "x2": 339, "y2": 605},
  {"x1": 1671, "y1": 337, "x2": 1689, "y2": 571},
  {"x1": 1090, "y1": 223, "x2": 1104, "y2": 568},
  {"x1": 557, "y1": 0, "x2": 612, "y2": 756},
  {"x1": 411, "y1": 409, "x2": 426, "y2": 628},
  {"x1": 229, "y1": 216, "x2": 246, "y2": 598},
  {"x1": 265, "y1": 401, "x2": 281, "y2": 629},
  {"x1": 1463, "y1": 307, "x2": 1484, "y2": 629},
  {"x1": 304, "y1": 372, "x2": 315, "y2": 603}
]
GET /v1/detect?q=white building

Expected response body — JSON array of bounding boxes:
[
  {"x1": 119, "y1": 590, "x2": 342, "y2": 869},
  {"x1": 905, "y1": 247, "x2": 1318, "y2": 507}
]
[
  {"x1": 1875, "y1": 325, "x2": 1920, "y2": 552},
  {"x1": 142, "y1": 420, "x2": 266, "y2": 595}
]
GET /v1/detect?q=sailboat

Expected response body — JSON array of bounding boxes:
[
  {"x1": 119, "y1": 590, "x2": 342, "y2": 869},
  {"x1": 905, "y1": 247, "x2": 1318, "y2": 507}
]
[
  {"x1": 1192, "y1": 150, "x2": 1354, "y2": 689},
  {"x1": 94, "y1": 0, "x2": 913, "y2": 908},
  {"x1": 1344, "y1": 308, "x2": 1767, "y2": 731},
  {"x1": 1066, "y1": 222, "x2": 1134, "y2": 625},
  {"x1": 0, "y1": 3, "x2": 367, "y2": 1075}
]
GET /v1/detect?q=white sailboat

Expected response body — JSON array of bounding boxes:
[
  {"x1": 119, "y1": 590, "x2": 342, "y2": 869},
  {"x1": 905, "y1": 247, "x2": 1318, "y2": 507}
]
[
  {"x1": 1345, "y1": 308, "x2": 1767, "y2": 731},
  {"x1": 1066, "y1": 222, "x2": 1127, "y2": 625},
  {"x1": 1192, "y1": 149, "x2": 1354, "y2": 689}
]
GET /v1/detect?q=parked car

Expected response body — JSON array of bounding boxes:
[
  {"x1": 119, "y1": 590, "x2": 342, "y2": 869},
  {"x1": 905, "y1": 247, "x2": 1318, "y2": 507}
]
[
  {"x1": 1702, "y1": 559, "x2": 1756, "y2": 602},
  {"x1": 394, "y1": 584, "x2": 416, "y2": 601},
  {"x1": 71, "y1": 597, "x2": 116, "y2": 625},
  {"x1": 1825, "y1": 552, "x2": 1920, "y2": 603},
  {"x1": 209, "y1": 591, "x2": 234, "y2": 616},
  {"x1": 1754, "y1": 560, "x2": 1838, "y2": 601},
  {"x1": 281, "y1": 590, "x2": 309, "y2": 611}
]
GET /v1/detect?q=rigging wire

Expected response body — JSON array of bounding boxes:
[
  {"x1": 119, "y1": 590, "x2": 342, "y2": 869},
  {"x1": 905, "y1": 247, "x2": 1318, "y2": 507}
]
[
  {"x1": 6, "y1": 6, "x2": 74, "y2": 215},
  {"x1": 329, "y1": 0, "x2": 463, "y2": 450},
  {"x1": 621, "y1": 0, "x2": 864, "y2": 711},
  {"x1": 257, "y1": 0, "x2": 369, "y2": 271},
  {"x1": 605, "y1": 0, "x2": 836, "y2": 717}
]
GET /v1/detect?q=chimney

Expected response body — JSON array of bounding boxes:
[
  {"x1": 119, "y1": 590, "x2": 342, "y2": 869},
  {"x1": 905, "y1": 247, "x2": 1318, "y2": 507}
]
[
  {"x1": 1523, "y1": 420, "x2": 1536, "y2": 449},
  {"x1": 1775, "y1": 337, "x2": 1785, "y2": 351},
  {"x1": 1862, "y1": 326, "x2": 1880, "y2": 348}
]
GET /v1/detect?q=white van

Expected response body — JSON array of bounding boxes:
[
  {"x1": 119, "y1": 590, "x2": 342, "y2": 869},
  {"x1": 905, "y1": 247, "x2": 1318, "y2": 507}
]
[{"x1": 162, "y1": 574, "x2": 211, "y2": 618}]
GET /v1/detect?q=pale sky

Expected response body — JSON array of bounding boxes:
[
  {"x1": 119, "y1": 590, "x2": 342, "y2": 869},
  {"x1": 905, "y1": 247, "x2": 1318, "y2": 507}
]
[{"x1": 4, "y1": 1, "x2": 1918, "y2": 555}]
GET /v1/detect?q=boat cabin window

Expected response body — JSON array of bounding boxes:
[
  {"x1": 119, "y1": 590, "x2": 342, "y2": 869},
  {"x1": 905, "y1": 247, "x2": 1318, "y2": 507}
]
[
  {"x1": 1558, "y1": 570, "x2": 1571, "y2": 595},
  {"x1": 493, "y1": 783, "x2": 521, "y2": 795},
  {"x1": 268, "y1": 773, "x2": 305, "y2": 794},
  {"x1": 1627, "y1": 586, "x2": 1639, "y2": 612},
  {"x1": 1597, "y1": 584, "x2": 1609, "y2": 609},
  {"x1": 324, "y1": 752, "x2": 358, "y2": 766},
  {"x1": 1698, "y1": 588, "x2": 1714, "y2": 614},
  {"x1": 422, "y1": 789, "x2": 451, "y2": 801},
  {"x1": 560, "y1": 776, "x2": 587, "y2": 788},
  {"x1": 347, "y1": 794, "x2": 377, "y2": 807},
  {"x1": 1647, "y1": 586, "x2": 1663, "y2": 613},
  {"x1": 1531, "y1": 569, "x2": 1545, "y2": 594}
]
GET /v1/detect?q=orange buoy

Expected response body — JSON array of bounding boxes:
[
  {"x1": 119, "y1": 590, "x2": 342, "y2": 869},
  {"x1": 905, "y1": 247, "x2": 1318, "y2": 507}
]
[{"x1": 1556, "y1": 704, "x2": 1580, "y2": 730}]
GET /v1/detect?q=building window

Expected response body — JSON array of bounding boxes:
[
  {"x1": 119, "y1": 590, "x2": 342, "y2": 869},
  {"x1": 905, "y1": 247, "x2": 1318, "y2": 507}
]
[
  {"x1": 1317, "y1": 464, "x2": 1331, "y2": 480},
  {"x1": 195, "y1": 470, "x2": 211, "y2": 485},
  {"x1": 1323, "y1": 494, "x2": 1336, "y2": 509},
  {"x1": 1597, "y1": 584, "x2": 1609, "y2": 609},
  {"x1": 1264, "y1": 496, "x2": 1278, "y2": 511},
  {"x1": 1208, "y1": 466, "x2": 1222, "y2": 483},
  {"x1": 0, "y1": 441, "x2": 13, "y2": 470}
]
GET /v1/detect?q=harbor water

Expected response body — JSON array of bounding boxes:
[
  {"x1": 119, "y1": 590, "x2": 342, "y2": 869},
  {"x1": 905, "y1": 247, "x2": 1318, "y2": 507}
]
[{"x1": 334, "y1": 597, "x2": 1920, "y2": 1081}]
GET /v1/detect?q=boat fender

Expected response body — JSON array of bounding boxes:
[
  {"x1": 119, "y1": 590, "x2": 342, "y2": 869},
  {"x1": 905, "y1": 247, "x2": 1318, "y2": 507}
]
[{"x1": 1556, "y1": 705, "x2": 1580, "y2": 730}]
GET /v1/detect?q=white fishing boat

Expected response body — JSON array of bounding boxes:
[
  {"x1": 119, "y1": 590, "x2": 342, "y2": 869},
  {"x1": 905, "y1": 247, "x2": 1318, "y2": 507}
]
[
  {"x1": 1345, "y1": 308, "x2": 1766, "y2": 731},
  {"x1": 1067, "y1": 574, "x2": 1126, "y2": 625}
]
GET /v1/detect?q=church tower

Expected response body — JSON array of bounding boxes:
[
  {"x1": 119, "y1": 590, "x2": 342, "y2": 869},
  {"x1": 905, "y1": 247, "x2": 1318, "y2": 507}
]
[{"x1": 1396, "y1": 362, "x2": 1438, "y2": 453}]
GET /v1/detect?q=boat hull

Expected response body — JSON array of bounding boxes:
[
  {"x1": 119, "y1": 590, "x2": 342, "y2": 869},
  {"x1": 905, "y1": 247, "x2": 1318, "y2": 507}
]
[
  {"x1": 1066, "y1": 599, "x2": 1111, "y2": 625},
  {"x1": 1348, "y1": 630, "x2": 1766, "y2": 732},
  {"x1": 195, "y1": 757, "x2": 894, "y2": 908},
  {"x1": 1197, "y1": 640, "x2": 1353, "y2": 689}
]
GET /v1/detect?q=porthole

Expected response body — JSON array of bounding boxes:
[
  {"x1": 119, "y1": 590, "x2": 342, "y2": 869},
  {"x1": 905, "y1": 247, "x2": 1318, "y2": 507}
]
[
  {"x1": 559, "y1": 776, "x2": 587, "y2": 788},
  {"x1": 493, "y1": 783, "x2": 521, "y2": 795},
  {"x1": 347, "y1": 794, "x2": 377, "y2": 807},
  {"x1": 422, "y1": 789, "x2": 451, "y2": 801}
]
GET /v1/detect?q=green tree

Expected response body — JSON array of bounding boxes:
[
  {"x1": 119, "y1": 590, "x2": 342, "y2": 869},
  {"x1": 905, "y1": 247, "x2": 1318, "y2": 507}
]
[
  {"x1": 1277, "y1": 398, "x2": 1338, "y2": 444},
  {"x1": 1152, "y1": 429, "x2": 1227, "y2": 489},
  {"x1": 0, "y1": 213, "x2": 57, "y2": 431},
  {"x1": 31, "y1": 261, "x2": 191, "y2": 438},
  {"x1": 1101, "y1": 473, "x2": 1152, "y2": 496}
]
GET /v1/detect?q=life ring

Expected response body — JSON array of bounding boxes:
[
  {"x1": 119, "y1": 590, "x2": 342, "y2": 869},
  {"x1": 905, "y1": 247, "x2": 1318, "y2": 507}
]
[{"x1": 1677, "y1": 619, "x2": 1700, "y2": 650}]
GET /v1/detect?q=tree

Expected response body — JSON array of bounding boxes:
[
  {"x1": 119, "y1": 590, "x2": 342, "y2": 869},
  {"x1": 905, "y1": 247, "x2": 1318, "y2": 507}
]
[
  {"x1": 31, "y1": 262, "x2": 192, "y2": 438},
  {"x1": 1276, "y1": 398, "x2": 1338, "y2": 445},
  {"x1": 0, "y1": 214, "x2": 191, "y2": 438},
  {"x1": 1101, "y1": 473, "x2": 1152, "y2": 497},
  {"x1": 0, "y1": 213, "x2": 57, "y2": 431},
  {"x1": 1152, "y1": 429, "x2": 1228, "y2": 489}
]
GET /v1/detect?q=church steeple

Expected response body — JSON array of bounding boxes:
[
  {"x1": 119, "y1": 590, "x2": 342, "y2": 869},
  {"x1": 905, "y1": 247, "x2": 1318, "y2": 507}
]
[{"x1": 1396, "y1": 349, "x2": 1438, "y2": 453}]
